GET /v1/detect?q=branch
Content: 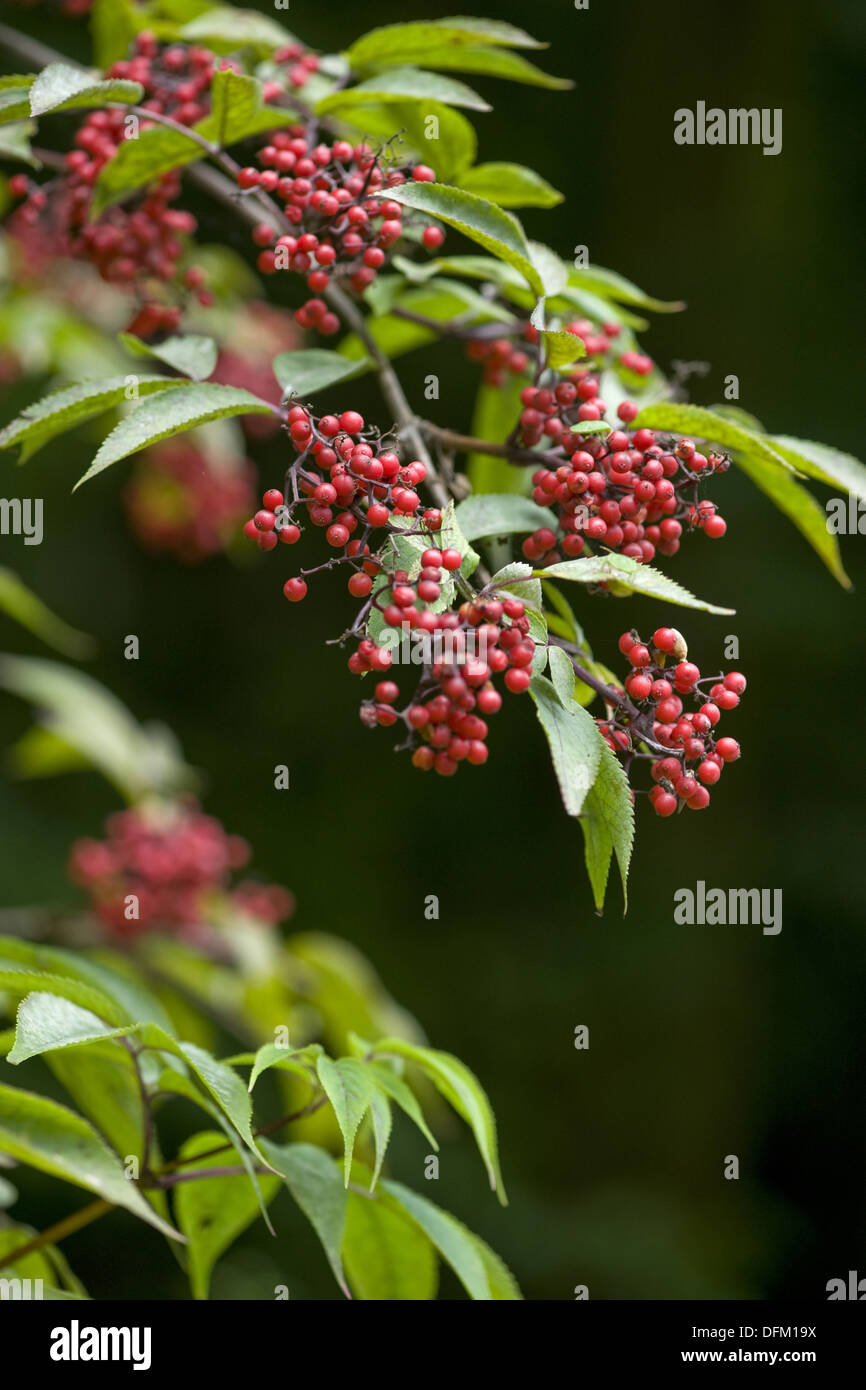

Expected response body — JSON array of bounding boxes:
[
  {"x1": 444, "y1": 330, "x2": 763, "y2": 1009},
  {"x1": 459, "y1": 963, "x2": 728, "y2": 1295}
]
[
  {"x1": 419, "y1": 421, "x2": 552, "y2": 468},
  {"x1": 0, "y1": 1198, "x2": 111, "y2": 1272}
]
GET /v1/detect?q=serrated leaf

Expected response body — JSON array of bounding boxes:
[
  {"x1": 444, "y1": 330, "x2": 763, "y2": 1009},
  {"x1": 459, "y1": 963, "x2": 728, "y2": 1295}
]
[
  {"x1": 454, "y1": 494, "x2": 555, "y2": 541},
  {"x1": 179, "y1": 6, "x2": 298, "y2": 53},
  {"x1": 380, "y1": 183, "x2": 544, "y2": 294},
  {"x1": 529, "y1": 672, "x2": 603, "y2": 816},
  {"x1": 538, "y1": 554, "x2": 736, "y2": 615},
  {"x1": 0, "y1": 1082, "x2": 182, "y2": 1240},
  {"x1": 580, "y1": 739, "x2": 635, "y2": 913},
  {"x1": 542, "y1": 329, "x2": 586, "y2": 368},
  {"x1": 74, "y1": 385, "x2": 274, "y2": 489},
  {"x1": 259, "y1": 1140, "x2": 349, "y2": 1297},
  {"x1": 381, "y1": 1179, "x2": 521, "y2": 1299},
  {"x1": 366, "y1": 1062, "x2": 438, "y2": 1150},
  {"x1": 319, "y1": 67, "x2": 490, "y2": 115},
  {"x1": 734, "y1": 449, "x2": 851, "y2": 588},
  {"x1": 366, "y1": 1086, "x2": 392, "y2": 1191},
  {"x1": 569, "y1": 264, "x2": 685, "y2": 314},
  {"x1": 119, "y1": 333, "x2": 217, "y2": 381},
  {"x1": 272, "y1": 348, "x2": 368, "y2": 400},
  {"x1": 29, "y1": 64, "x2": 143, "y2": 117},
  {"x1": 370, "y1": 1039, "x2": 505, "y2": 1203},
  {"x1": 770, "y1": 434, "x2": 866, "y2": 503},
  {"x1": 382, "y1": 46, "x2": 570, "y2": 91},
  {"x1": 0, "y1": 568, "x2": 93, "y2": 658},
  {"x1": 633, "y1": 403, "x2": 796, "y2": 475},
  {"x1": 175, "y1": 1131, "x2": 280, "y2": 1300},
  {"x1": 460, "y1": 161, "x2": 564, "y2": 207},
  {"x1": 199, "y1": 67, "x2": 291, "y2": 146},
  {"x1": 346, "y1": 19, "x2": 545, "y2": 70},
  {"x1": 6, "y1": 992, "x2": 270, "y2": 1176},
  {"x1": 246, "y1": 1041, "x2": 320, "y2": 1093},
  {"x1": 316, "y1": 1056, "x2": 372, "y2": 1185},
  {"x1": 342, "y1": 1180, "x2": 438, "y2": 1300},
  {"x1": 0, "y1": 375, "x2": 185, "y2": 463}
]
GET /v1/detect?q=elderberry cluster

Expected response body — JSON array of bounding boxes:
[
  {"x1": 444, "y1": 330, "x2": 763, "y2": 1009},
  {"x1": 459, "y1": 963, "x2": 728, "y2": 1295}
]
[
  {"x1": 238, "y1": 138, "x2": 443, "y2": 331},
  {"x1": 355, "y1": 568, "x2": 534, "y2": 777},
  {"x1": 599, "y1": 627, "x2": 744, "y2": 817},
  {"x1": 8, "y1": 33, "x2": 217, "y2": 335},
  {"x1": 68, "y1": 802, "x2": 293, "y2": 939},
  {"x1": 242, "y1": 407, "x2": 442, "y2": 596},
  {"x1": 124, "y1": 438, "x2": 256, "y2": 563},
  {"x1": 520, "y1": 385, "x2": 728, "y2": 566}
]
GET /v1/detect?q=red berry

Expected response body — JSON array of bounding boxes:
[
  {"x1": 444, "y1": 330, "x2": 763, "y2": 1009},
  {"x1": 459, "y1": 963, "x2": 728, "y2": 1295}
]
[{"x1": 283, "y1": 577, "x2": 307, "y2": 602}]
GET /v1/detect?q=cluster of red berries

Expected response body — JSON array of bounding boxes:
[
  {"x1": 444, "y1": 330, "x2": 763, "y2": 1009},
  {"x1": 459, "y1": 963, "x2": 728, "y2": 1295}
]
[
  {"x1": 124, "y1": 439, "x2": 256, "y2": 563},
  {"x1": 270, "y1": 42, "x2": 320, "y2": 92},
  {"x1": 355, "y1": 569, "x2": 534, "y2": 777},
  {"x1": 518, "y1": 383, "x2": 728, "y2": 565},
  {"x1": 599, "y1": 627, "x2": 744, "y2": 816},
  {"x1": 242, "y1": 408, "x2": 444, "y2": 597},
  {"x1": 237, "y1": 138, "x2": 443, "y2": 331},
  {"x1": 465, "y1": 334, "x2": 531, "y2": 387},
  {"x1": 8, "y1": 34, "x2": 217, "y2": 336},
  {"x1": 68, "y1": 802, "x2": 293, "y2": 938}
]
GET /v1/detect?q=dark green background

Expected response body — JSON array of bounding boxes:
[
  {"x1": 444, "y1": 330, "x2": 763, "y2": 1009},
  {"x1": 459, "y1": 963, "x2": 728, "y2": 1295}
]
[{"x1": 1, "y1": 0, "x2": 865, "y2": 1299}]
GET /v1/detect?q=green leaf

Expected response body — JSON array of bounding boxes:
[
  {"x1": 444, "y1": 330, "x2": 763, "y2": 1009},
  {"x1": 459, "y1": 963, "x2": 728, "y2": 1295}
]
[
  {"x1": 0, "y1": 568, "x2": 93, "y2": 658},
  {"x1": 569, "y1": 418, "x2": 611, "y2": 436},
  {"x1": 529, "y1": 241, "x2": 569, "y2": 298},
  {"x1": 366, "y1": 1086, "x2": 392, "y2": 1191},
  {"x1": 538, "y1": 554, "x2": 736, "y2": 615},
  {"x1": 90, "y1": 125, "x2": 203, "y2": 218},
  {"x1": 175, "y1": 1131, "x2": 280, "y2": 1300},
  {"x1": 454, "y1": 494, "x2": 556, "y2": 541},
  {"x1": 90, "y1": 0, "x2": 142, "y2": 70},
  {"x1": 365, "y1": 1062, "x2": 438, "y2": 1150},
  {"x1": 119, "y1": 333, "x2": 217, "y2": 382},
  {"x1": 316, "y1": 1056, "x2": 372, "y2": 1185},
  {"x1": 198, "y1": 67, "x2": 292, "y2": 146},
  {"x1": 580, "y1": 739, "x2": 635, "y2": 913},
  {"x1": 733, "y1": 450, "x2": 851, "y2": 589},
  {"x1": 0, "y1": 964, "x2": 125, "y2": 1027},
  {"x1": 542, "y1": 329, "x2": 587, "y2": 368},
  {"x1": 380, "y1": 1179, "x2": 521, "y2": 1299},
  {"x1": 0, "y1": 121, "x2": 39, "y2": 166},
  {"x1": 74, "y1": 385, "x2": 274, "y2": 489},
  {"x1": 633, "y1": 403, "x2": 796, "y2": 476},
  {"x1": 370, "y1": 1039, "x2": 505, "y2": 1203},
  {"x1": 0, "y1": 90, "x2": 31, "y2": 128},
  {"x1": 29, "y1": 64, "x2": 143, "y2": 117},
  {"x1": 345, "y1": 20, "x2": 546, "y2": 69},
  {"x1": 0, "y1": 75, "x2": 35, "y2": 92},
  {"x1": 0, "y1": 376, "x2": 185, "y2": 463},
  {"x1": 380, "y1": 183, "x2": 544, "y2": 294},
  {"x1": 465, "y1": 374, "x2": 533, "y2": 495},
  {"x1": 272, "y1": 348, "x2": 368, "y2": 400},
  {"x1": 769, "y1": 434, "x2": 866, "y2": 503},
  {"x1": 319, "y1": 68, "x2": 490, "y2": 115},
  {"x1": 0, "y1": 1082, "x2": 181, "y2": 1240},
  {"x1": 6, "y1": 992, "x2": 269, "y2": 1175},
  {"x1": 342, "y1": 1181, "x2": 438, "y2": 1300},
  {"x1": 528, "y1": 672, "x2": 603, "y2": 816},
  {"x1": 258, "y1": 1140, "x2": 349, "y2": 1297},
  {"x1": 382, "y1": 46, "x2": 570, "y2": 91},
  {"x1": 0, "y1": 655, "x2": 194, "y2": 801},
  {"x1": 246, "y1": 1040, "x2": 321, "y2": 1093},
  {"x1": 459, "y1": 162, "x2": 564, "y2": 207},
  {"x1": 179, "y1": 6, "x2": 297, "y2": 53},
  {"x1": 569, "y1": 264, "x2": 685, "y2": 314}
]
